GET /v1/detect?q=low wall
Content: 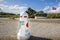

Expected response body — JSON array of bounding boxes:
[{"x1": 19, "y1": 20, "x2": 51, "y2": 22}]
[{"x1": 29, "y1": 19, "x2": 60, "y2": 40}]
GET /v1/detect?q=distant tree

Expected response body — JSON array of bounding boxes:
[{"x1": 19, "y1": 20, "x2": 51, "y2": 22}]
[
  {"x1": 35, "y1": 11, "x2": 47, "y2": 17},
  {"x1": 0, "y1": 12, "x2": 16, "y2": 15},
  {"x1": 0, "y1": 8, "x2": 2, "y2": 12},
  {"x1": 26, "y1": 8, "x2": 36, "y2": 14},
  {"x1": 38, "y1": 11, "x2": 44, "y2": 14},
  {"x1": 47, "y1": 13, "x2": 60, "y2": 18},
  {"x1": 26, "y1": 8, "x2": 36, "y2": 18},
  {"x1": 0, "y1": 12, "x2": 19, "y2": 18},
  {"x1": 26, "y1": 8, "x2": 47, "y2": 18}
]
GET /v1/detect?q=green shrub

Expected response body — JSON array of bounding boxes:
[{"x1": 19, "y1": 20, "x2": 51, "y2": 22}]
[
  {"x1": 28, "y1": 14, "x2": 35, "y2": 18},
  {"x1": 47, "y1": 13, "x2": 60, "y2": 18}
]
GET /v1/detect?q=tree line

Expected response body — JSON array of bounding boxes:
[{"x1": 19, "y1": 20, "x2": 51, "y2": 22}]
[
  {"x1": 0, "y1": 7, "x2": 60, "y2": 18},
  {"x1": 26, "y1": 8, "x2": 60, "y2": 18},
  {"x1": 26, "y1": 8, "x2": 47, "y2": 18},
  {"x1": 0, "y1": 12, "x2": 19, "y2": 18}
]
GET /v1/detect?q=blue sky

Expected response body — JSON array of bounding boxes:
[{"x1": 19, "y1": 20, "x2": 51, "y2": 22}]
[
  {"x1": 0, "y1": 0, "x2": 60, "y2": 14},
  {"x1": 3, "y1": 0, "x2": 60, "y2": 10}
]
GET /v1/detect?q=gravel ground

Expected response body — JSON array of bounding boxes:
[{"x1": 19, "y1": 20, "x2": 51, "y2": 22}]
[
  {"x1": 0, "y1": 18, "x2": 60, "y2": 40},
  {"x1": 29, "y1": 19, "x2": 60, "y2": 40}
]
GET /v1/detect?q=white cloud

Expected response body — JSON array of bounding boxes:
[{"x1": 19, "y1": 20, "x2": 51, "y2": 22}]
[
  {"x1": 0, "y1": 0, "x2": 4, "y2": 2},
  {"x1": 58, "y1": 2, "x2": 60, "y2": 6},
  {"x1": 43, "y1": 6, "x2": 51, "y2": 13},
  {"x1": 43, "y1": 6, "x2": 50, "y2": 11},
  {"x1": 42, "y1": 2, "x2": 60, "y2": 13},
  {"x1": 49, "y1": 7, "x2": 60, "y2": 13},
  {"x1": 43, "y1": 5, "x2": 60, "y2": 13},
  {"x1": 55, "y1": 7, "x2": 60, "y2": 13},
  {"x1": 0, "y1": 4, "x2": 27, "y2": 14}
]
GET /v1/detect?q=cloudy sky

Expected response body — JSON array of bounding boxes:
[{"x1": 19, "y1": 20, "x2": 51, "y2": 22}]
[{"x1": 0, "y1": 0, "x2": 60, "y2": 14}]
